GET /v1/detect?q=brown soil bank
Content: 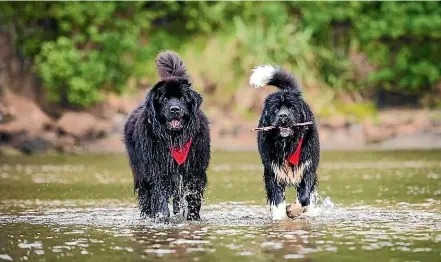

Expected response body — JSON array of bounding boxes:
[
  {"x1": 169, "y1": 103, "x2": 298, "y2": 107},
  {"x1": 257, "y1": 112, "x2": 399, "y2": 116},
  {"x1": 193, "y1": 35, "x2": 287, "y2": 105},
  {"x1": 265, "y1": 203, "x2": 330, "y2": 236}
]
[{"x1": 1, "y1": 90, "x2": 440, "y2": 155}]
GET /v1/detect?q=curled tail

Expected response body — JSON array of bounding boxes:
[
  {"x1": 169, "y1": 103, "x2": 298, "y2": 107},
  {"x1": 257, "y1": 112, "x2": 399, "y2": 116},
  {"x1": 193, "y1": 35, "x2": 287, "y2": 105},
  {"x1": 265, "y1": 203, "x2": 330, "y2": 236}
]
[
  {"x1": 249, "y1": 65, "x2": 301, "y2": 94},
  {"x1": 156, "y1": 50, "x2": 188, "y2": 80}
]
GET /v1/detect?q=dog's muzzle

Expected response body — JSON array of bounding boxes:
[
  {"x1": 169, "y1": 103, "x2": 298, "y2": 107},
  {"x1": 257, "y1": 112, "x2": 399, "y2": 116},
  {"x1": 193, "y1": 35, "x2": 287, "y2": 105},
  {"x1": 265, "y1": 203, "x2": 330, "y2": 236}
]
[
  {"x1": 279, "y1": 127, "x2": 292, "y2": 137},
  {"x1": 168, "y1": 119, "x2": 182, "y2": 130},
  {"x1": 275, "y1": 110, "x2": 294, "y2": 137},
  {"x1": 166, "y1": 103, "x2": 186, "y2": 130}
]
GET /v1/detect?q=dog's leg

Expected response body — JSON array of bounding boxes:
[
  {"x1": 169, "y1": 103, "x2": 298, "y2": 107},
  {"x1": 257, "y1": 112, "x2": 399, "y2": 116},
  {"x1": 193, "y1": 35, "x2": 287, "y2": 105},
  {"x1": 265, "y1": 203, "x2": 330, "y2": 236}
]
[
  {"x1": 186, "y1": 193, "x2": 202, "y2": 221},
  {"x1": 264, "y1": 167, "x2": 287, "y2": 220},
  {"x1": 296, "y1": 171, "x2": 316, "y2": 212},
  {"x1": 173, "y1": 172, "x2": 185, "y2": 216},
  {"x1": 138, "y1": 186, "x2": 153, "y2": 217},
  {"x1": 173, "y1": 195, "x2": 183, "y2": 216},
  {"x1": 147, "y1": 185, "x2": 170, "y2": 221},
  {"x1": 185, "y1": 181, "x2": 205, "y2": 221},
  {"x1": 287, "y1": 171, "x2": 316, "y2": 218}
]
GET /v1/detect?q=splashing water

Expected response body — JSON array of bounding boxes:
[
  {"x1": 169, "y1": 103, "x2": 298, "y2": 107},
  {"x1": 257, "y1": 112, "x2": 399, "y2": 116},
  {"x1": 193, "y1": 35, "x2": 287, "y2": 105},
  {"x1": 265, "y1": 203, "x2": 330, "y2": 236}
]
[{"x1": 302, "y1": 191, "x2": 337, "y2": 217}]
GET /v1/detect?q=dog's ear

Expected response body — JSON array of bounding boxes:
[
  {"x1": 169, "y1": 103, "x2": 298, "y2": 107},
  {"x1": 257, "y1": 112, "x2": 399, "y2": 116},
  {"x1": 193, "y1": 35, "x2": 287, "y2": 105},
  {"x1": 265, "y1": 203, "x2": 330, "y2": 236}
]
[
  {"x1": 259, "y1": 109, "x2": 271, "y2": 127},
  {"x1": 182, "y1": 80, "x2": 202, "y2": 112},
  {"x1": 191, "y1": 91, "x2": 203, "y2": 112},
  {"x1": 144, "y1": 93, "x2": 155, "y2": 122},
  {"x1": 144, "y1": 82, "x2": 163, "y2": 121}
]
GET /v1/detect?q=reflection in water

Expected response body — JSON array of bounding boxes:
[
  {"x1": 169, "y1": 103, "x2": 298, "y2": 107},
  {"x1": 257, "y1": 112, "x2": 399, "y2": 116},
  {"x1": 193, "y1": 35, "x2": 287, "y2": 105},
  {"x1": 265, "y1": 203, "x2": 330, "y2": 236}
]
[{"x1": 0, "y1": 151, "x2": 441, "y2": 261}]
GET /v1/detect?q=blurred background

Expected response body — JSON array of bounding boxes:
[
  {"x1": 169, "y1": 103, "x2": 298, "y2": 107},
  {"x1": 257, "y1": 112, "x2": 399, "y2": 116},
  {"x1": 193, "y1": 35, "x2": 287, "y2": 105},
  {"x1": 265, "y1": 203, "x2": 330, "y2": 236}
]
[
  {"x1": 1, "y1": 3, "x2": 441, "y2": 261},
  {"x1": 1, "y1": 2, "x2": 441, "y2": 154}
]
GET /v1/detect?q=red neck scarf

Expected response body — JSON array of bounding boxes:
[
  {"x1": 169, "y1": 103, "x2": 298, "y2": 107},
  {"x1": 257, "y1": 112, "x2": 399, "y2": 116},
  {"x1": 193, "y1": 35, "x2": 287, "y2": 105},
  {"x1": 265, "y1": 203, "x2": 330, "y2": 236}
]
[
  {"x1": 170, "y1": 139, "x2": 193, "y2": 165},
  {"x1": 287, "y1": 138, "x2": 304, "y2": 166}
]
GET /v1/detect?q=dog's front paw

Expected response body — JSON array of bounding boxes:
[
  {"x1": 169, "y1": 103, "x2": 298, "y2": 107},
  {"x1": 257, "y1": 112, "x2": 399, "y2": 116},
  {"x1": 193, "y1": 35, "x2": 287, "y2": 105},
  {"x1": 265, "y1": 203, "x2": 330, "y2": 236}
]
[
  {"x1": 187, "y1": 212, "x2": 201, "y2": 221},
  {"x1": 286, "y1": 202, "x2": 307, "y2": 218},
  {"x1": 271, "y1": 202, "x2": 288, "y2": 220}
]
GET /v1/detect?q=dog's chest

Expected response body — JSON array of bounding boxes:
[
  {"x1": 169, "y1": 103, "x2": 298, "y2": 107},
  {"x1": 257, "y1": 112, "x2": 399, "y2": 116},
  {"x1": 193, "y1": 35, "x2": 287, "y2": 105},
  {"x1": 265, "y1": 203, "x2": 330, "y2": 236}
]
[{"x1": 271, "y1": 160, "x2": 310, "y2": 185}]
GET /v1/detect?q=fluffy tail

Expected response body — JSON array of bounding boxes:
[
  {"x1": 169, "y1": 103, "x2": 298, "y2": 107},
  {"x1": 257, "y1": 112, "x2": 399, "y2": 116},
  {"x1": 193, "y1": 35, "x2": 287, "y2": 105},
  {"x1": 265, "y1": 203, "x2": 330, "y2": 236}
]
[
  {"x1": 155, "y1": 50, "x2": 188, "y2": 80},
  {"x1": 249, "y1": 65, "x2": 301, "y2": 94}
]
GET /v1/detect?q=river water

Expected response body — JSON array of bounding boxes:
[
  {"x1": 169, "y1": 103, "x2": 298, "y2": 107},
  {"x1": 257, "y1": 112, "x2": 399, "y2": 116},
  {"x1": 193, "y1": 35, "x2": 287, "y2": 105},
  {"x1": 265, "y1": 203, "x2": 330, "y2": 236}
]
[{"x1": 0, "y1": 151, "x2": 440, "y2": 261}]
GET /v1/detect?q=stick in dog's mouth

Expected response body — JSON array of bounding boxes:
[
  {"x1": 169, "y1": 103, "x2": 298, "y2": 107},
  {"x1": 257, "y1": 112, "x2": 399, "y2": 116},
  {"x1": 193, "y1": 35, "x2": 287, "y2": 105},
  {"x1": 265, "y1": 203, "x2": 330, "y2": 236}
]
[{"x1": 251, "y1": 121, "x2": 314, "y2": 132}]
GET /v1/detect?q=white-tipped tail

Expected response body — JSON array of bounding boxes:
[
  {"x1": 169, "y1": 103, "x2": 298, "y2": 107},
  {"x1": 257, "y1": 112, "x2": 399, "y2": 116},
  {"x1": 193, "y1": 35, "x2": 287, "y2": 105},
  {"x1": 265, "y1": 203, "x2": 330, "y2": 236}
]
[{"x1": 249, "y1": 65, "x2": 276, "y2": 89}]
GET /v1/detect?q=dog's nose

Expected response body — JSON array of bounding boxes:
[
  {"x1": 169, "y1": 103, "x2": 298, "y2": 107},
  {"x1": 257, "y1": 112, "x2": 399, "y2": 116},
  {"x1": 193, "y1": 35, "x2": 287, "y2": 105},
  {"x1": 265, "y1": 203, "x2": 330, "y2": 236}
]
[
  {"x1": 170, "y1": 106, "x2": 181, "y2": 113},
  {"x1": 278, "y1": 112, "x2": 289, "y2": 119}
]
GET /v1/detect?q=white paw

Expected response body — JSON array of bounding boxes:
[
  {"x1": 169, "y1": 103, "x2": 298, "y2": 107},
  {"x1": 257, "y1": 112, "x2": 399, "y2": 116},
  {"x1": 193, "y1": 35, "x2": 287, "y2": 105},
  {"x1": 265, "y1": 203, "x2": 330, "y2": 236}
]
[{"x1": 270, "y1": 202, "x2": 288, "y2": 220}]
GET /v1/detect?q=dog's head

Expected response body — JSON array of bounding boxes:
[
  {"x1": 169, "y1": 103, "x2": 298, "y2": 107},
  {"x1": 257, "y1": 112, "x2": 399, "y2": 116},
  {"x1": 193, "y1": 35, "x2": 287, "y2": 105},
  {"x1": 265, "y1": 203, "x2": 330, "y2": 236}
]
[
  {"x1": 144, "y1": 51, "x2": 202, "y2": 134},
  {"x1": 148, "y1": 78, "x2": 202, "y2": 132},
  {"x1": 261, "y1": 92, "x2": 309, "y2": 138},
  {"x1": 250, "y1": 65, "x2": 312, "y2": 138}
]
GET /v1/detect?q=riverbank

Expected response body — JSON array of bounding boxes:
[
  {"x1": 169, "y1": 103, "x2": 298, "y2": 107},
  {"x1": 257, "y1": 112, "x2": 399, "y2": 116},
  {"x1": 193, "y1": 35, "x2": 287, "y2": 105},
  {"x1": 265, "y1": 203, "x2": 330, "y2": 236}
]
[{"x1": 1, "y1": 89, "x2": 440, "y2": 155}]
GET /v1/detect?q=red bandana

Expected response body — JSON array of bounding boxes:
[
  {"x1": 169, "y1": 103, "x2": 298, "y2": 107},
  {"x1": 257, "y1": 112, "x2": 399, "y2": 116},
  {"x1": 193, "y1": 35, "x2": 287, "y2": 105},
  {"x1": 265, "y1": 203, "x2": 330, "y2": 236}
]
[
  {"x1": 170, "y1": 139, "x2": 193, "y2": 165},
  {"x1": 287, "y1": 138, "x2": 304, "y2": 166}
]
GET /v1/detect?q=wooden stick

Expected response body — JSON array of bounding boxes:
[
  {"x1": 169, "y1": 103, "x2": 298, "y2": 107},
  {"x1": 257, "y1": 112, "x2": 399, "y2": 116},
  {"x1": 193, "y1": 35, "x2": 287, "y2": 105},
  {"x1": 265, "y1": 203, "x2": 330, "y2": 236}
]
[
  {"x1": 292, "y1": 121, "x2": 314, "y2": 126},
  {"x1": 251, "y1": 126, "x2": 275, "y2": 131},
  {"x1": 251, "y1": 121, "x2": 314, "y2": 132}
]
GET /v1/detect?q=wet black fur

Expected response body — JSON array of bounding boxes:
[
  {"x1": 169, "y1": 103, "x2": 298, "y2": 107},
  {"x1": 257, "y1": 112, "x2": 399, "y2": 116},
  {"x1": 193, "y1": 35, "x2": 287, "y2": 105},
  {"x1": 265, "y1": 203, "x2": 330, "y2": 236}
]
[
  {"x1": 123, "y1": 51, "x2": 210, "y2": 221},
  {"x1": 256, "y1": 67, "x2": 320, "y2": 210}
]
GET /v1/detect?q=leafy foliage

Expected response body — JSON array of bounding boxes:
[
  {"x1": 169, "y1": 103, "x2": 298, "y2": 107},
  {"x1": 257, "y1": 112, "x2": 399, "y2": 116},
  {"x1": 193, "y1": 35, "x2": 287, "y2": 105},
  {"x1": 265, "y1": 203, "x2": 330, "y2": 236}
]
[
  {"x1": 293, "y1": 2, "x2": 441, "y2": 95},
  {"x1": 1, "y1": 2, "x2": 441, "y2": 107}
]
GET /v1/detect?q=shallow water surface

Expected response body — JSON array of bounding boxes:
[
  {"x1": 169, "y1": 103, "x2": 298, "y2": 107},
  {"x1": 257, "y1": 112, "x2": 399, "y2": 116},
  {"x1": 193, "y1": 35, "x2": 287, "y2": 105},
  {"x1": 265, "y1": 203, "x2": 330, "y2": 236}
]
[{"x1": 0, "y1": 151, "x2": 440, "y2": 261}]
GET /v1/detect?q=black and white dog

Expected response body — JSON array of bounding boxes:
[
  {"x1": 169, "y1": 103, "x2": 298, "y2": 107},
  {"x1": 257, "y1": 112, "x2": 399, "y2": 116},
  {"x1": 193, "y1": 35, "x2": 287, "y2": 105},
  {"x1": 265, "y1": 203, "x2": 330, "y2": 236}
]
[
  {"x1": 124, "y1": 51, "x2": 210, "y2": 221},
  {"x1": 249, "y1": 65, "x2": 320, "y2": 220}
]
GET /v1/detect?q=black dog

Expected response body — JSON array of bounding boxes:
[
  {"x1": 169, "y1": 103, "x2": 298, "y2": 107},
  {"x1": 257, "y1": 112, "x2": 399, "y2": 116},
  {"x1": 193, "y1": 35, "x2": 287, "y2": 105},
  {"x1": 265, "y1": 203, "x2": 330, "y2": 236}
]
[
  {"x1": 249, "y1": 65, "x2": 320, "y2": 220},
  {"x1": 124, "y1": 51, "x2": 210, "y2": 221}
]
